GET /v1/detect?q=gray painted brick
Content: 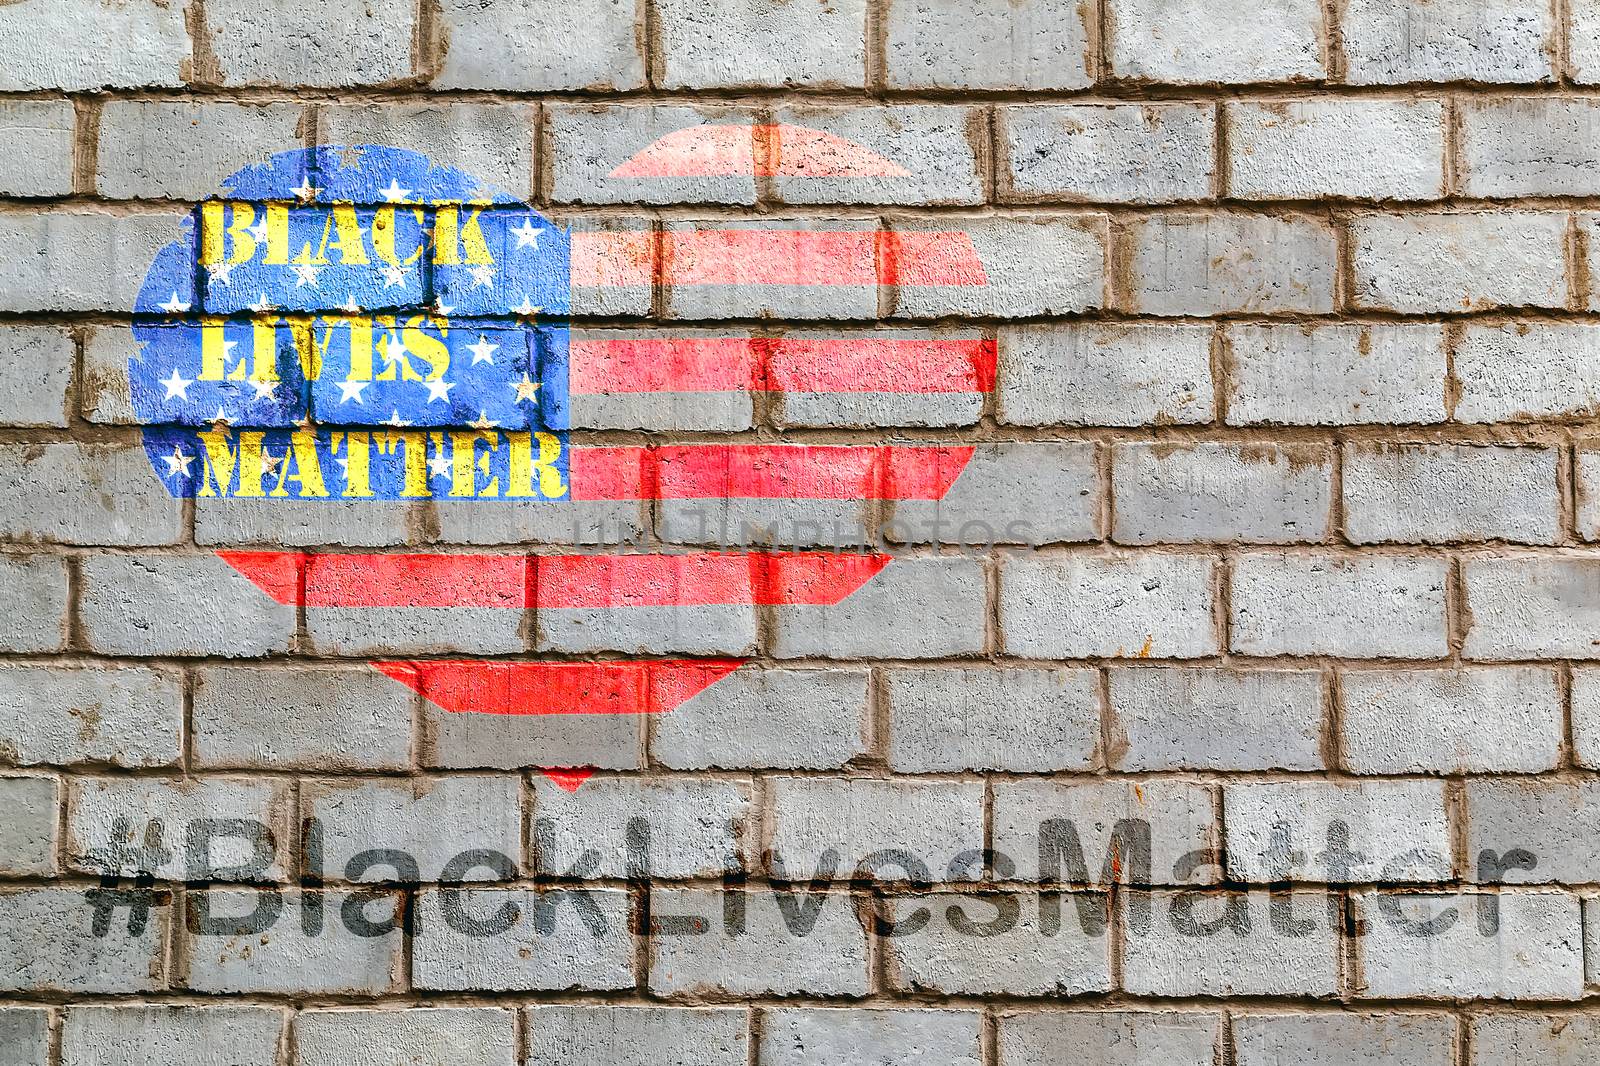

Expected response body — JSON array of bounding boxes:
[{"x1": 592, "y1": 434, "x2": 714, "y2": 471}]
[
  {"x1": 1122, "y1": 890, "x2": 1340, "y2": 996},
  {"x1": 1353, "y1": 890, "x2": 1582, "y2": 1000},
  {"x1": 305, "y1": 775, "x2": 522, "y2": 882},
  {"x1": 883, "y1": 893, "x2": 1112, "y2": 995},
  {"x1": 998, "y1": 1010, "x2": 1220, "y2": 1066},
  {"x1": 772, "y1": 105, "x2": 984, "y2": 206},
  {"x1": 62, "y1": 1006, "x2": 283, "y2": 1066},
  {"x1": 1462, "y1": 557, "x2": 1600, "y2": 659},
  {"x1": 0, "y1": 774, "x2": 57, "y2": 877},
  {"x1": 884, "y1": 0, "x2": 1093, "y2": 90},
  {"x1": 195, "y1": 497, "x2": 414, "y2": 548},
  {"x1": 888, "y1": 441, "x2": 1100, "y2": 547},
  {"x1": 0, "y1": 101, "x2": 74, "y2": 196},
  {"x1": 1342, "y1": 0, "x2": 1555, "y2": 84},
  {"x1": 760, "y1": 1008, "x2": 981, "y2": 1066},
  {"x1": 0, "y1": 1008, "x2": 48, "y2": 1066},
  {"x1": 1001, "y1": 552, "x2": 1219, "y2": 659},
  {"x1": 548, "y1": 104, "x2": 758, "y2": 206},
  {"x1": 650, "y1": 667, "x2": 870, "y2": 771},
  {"x1": 1464, "y1": 98, "x2": 1600, "y2": 196},
  {"x1": 1230, "y1": 553, "x2": 1450, "y2": 659},
  {"x1": 0, "y1": 665, "x2": 181, "y2": 768},
  {"x1": 1466, "y1": 779, "x2": 1600, "y2": 884},
  {"x1": 1454, "y1": 322, "x2": 1600, "y2": 423},
  {"x1": 1342, "y1": 667, "x2": 1562, "y2": 774},
  {"x1": 65, "y1": 775, "x2": 292, "y2": 882},
  {"x1": 993, "y1": 779, "x2": 1219, "y2": 884},
  {"x1": 97, "y1": 102, "x2": 305, "y2": 200},
  {"x1": 1352, "y1": 211, "x2": 1569, "y2": 313},
  {"x1": 81, "y1": 554, "x2": 295, "y2": 657},
  {"x1": 0, "y1": 209, "x2": 188, "y2": 312},
  {"x1": 412, "y1": 887, "x2": 634, "y2": 991},
  {"x1": 203, "y1": 0, "x2": 415, "y2": 87},
  {"x1": 525, "y1": 1006, "x2": 748, "y2": 1066},
  {"x1": 1225, "y1": 780, "x2": 1452, "y2": 883},
  {"x1": 0, "y1": 326, "x2": 72, "y2": 427},
  {"x1": 1471, "y1": 1013, "x2": 1600, "y2": 1066},
  {"x1": 1572, "y1": 668, "x2": 1600, "y2": 768},
  {"x1": 648, "y1": 888, "x2": 868, "y2": 996},
  {"x1": 1106, "y1": 0, "x2": 1325, "y2": 83},
  {"x1": 1233, "y1": 1012, "x2": 1455, "y2": 1066},
  {"x1": 0, "y1": 0, "x2": 188, "y2": 90},
  {"x1": 999, "y1": 323, "x2": 1215, "y2": 428},
  {"x1": 886, "y1": 667, "x2": 1100, "y2": 773},
  {"x1": 767, "y1": 778, "x2": 985, "y2": 881},
  {"x1": 1112, "y1": 442, "x2": 1333, "y2": 544},
  {"x1": 0, "y1": 556, "x2": 67, "y2": 653},
  {"x1": 1344, "y1": 443, "x2": 1560, "y2": 545},
  {"x1": 0, "y1": 443, "x2": 183, "y2": 546},
  {"x1": 1108, "y1": 667, "x2": 1325, "y2": 771},
  {"x1": 772, "y1": 557, "x2": 987, "y2": 660},
  {"x1": 533, "y1": 775, "x2": 751, "y2": 878},
  {"x1": 1225, "y1": 323, "x2": 1448, "y2": 427},
  {"x1": 1126, "y1": 213, "x2": 1337, "y2": 315},
  {"x1": 1227, "y1": 99, "x2": 1446, "y2": 201},
  {"x1": 180, "y1": 889, "x2": 403, "y2": 994},
  {"x1": 1576, "y1": 0, "x2": 1600, "y2": 83},
  {"x1": 194, "y1": 665, "x2": 413, "y2": 771},
  {"x1": 1002, "y1": 104, "x2": 1215, "y2": 204},
  {"x1": 81, "y1": 326, "x2": 140, "y2": 425},
  {"x1": 294, "y1": 1008, "x2": 514, "y2": 1066},
  {"x1": 891, "y1": 215, "x2": 1108, "y2": 319},
  {"x1": 434, "y1": 0, "x2": 644, "y2": 90},
  {"x1": 319, "y1": 103, "x2": 534, "y2": 200},
  {"x1": 0, "y1": 886, "x2": 168, "y2": 993},
  {"x1": 656, "y1": 0, "x2": 867, "y2": 89}
]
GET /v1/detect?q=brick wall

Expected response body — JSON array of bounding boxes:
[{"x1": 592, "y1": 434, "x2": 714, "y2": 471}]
[{"x1": 3, "y1": 0, "x2": 1600, "y2": 1063}]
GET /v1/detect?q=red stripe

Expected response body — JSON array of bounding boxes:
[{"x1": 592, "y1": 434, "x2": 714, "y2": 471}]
[
  {"x1": 219, "y1": 550, "x2": 890, "y2": 608},
  {"x1": 374, "y1": 659, "x2": 743, "y2": 715},
  {"x1": 570, "y1": 337, "x2": 757, "y2": 393},
  {"x1": 570, "y1": 444, "x2": 975, "y2": 501},
  {"x1": 572, "y1": 229, "x2": 986, "y2": 287},
  {"x1": 567, "y1": 336, "x2": 996, "y2": 395}
]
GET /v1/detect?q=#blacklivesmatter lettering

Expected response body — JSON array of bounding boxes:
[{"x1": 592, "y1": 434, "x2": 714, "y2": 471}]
[{"x1": 134, "y1": 155, "x2": 572, "y2": 503}]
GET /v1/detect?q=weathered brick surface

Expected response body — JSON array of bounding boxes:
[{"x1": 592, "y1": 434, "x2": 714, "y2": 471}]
[{"x1": 3, "y1": 0, "x2": 1599, "y2": 1051}]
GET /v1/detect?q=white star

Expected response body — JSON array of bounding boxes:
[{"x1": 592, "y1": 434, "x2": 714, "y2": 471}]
[
  {"x1": 511, "y1": 219, "x2": 543, "y2": 249},
  {"x1": 248, "y1": 293, "x2": 275, "y2": 313},
  {"x1": 292, "y1": 262, "x2": 322, "y2": 288},
  {"x1": 247, "y1": 217, "x2": 270, "y2": 246},
  {"x1": 509, "y1": 374, "x2": 541, "y2": 403},
  {"x1": 260, "y1": 451, "x2": 284, "y2": 475},
  {"x1": 218, "y1": 339, "x2": 240, "y2": 374},
  {"x1": 383, "y1": 332, "x2": 409, "y2": 367},
  {"x1": 512, "y1": 297, "x2": 541, "y2": 316},
  {"x1": 381, "y1": 265, "x2": 407, "y2": 289},
  {"x1": 157, "y1": 292, "x2": 190, "y2": 313},
  {"x1": 341, "y1": 294, "x2": 361, "y2": 313},
  {"x1": 428, "y1": 452, "x2": 452, "y2": 480},
  {"x1": 209, "y1": 406, "x2": 234, "y2": 426},
  {"x1": 159, "y1": 367, "x2": 193, "y2": 401},
  {"x1": 337, "y1": 379, "x2": 368, "y2": 404},
  {"x1": 424, "y1": 378, "x2": 455, "y2": 403},
  {"x1": 162, "y1": 446, "x2": 194, "y2": 479},
  {"x1": 468, "y1": 410, "x2": 499, "y2": 431},
  {"x1": 250, "y1": 378, "x2": 278, "y2": 401},
  {"x1": 381, "y1": 409, "x2": 413, "y2": 427},
  {"x1": 290, "y1": 177, "x2": 320, "y2": 201},
  {"x1": 433, "y1": 299, "x2": 455, "y2": 317},
  {"x1": 466, "y1": 336, "x2": 498, "y2": 365},
  {"x1": 469, "y1": 263, "x2": 496, "y2": 289},
  {"x1": 206, "y1": 261, "x2": 235, "y2": 287},
  {"x1": 380, "y1": 178, "x2": 413, "y2": 203}
]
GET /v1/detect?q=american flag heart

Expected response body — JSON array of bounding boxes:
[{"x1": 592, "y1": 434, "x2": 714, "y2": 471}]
[{"x1": 129, "y1": 125, "x2": 991, "y2": 791}]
